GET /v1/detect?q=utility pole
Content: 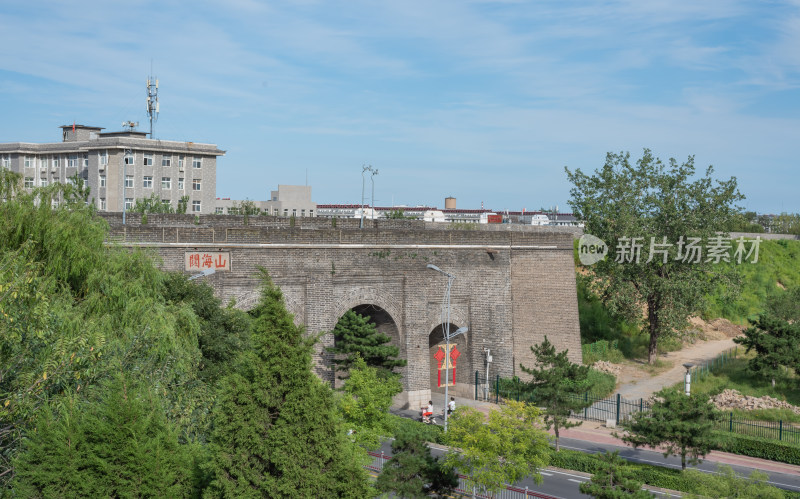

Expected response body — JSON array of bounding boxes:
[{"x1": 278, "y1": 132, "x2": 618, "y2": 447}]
[{"x1": 370, "y1": 167, "x2": 379, "y2": 218}]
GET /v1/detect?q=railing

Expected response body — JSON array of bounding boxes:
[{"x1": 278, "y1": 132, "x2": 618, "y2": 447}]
[
  {"x1": 367, "y1": 451, "x2": 558, "y2": 499},
  {"x1": 481, "y1": 345, "x2": 800, "y2": 444}
]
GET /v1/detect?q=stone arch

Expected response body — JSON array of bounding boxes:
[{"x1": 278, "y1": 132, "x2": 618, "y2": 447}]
[{"x1": 325, "y1": 286, "x2": 403, "y2": 335}]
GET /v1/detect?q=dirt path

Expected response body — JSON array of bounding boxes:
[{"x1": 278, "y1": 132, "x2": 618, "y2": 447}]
[{"x1": 615, "y1": 337, "x2": 739, "y2": 400}]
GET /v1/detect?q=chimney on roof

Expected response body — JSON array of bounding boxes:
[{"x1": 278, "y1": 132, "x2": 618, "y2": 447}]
[{"x1": 445, "y1": 196, "x2": 456, "y2": 210}]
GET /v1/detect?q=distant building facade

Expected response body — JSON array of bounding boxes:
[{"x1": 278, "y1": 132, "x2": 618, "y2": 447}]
[
  {"x1": 0, "y1": 125, "x2": 224, "y2": 214},
  {"x1": 215, "y1": 185, "x2": 316, "y2": 217}
]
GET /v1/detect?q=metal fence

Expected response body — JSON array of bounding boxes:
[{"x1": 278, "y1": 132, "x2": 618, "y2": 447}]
[
  {"x1": 481, "y1": 346, "x2": 800, "y2": 444},
  {"x1": 367, "y1": 451, "x2": 558, "y2": 499}
]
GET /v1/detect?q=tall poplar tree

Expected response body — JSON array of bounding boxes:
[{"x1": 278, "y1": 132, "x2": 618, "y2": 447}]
[
  {"x1": 204, "y1": 274, "x2": 371, "y2": 498},
  {"x1": 566, "y1": 150, "x2": 743, "y2": 363}
]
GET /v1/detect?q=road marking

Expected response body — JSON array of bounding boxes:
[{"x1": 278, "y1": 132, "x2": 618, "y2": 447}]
[
  {"x1": 568, "y1": 478, "x2": 585, "y2": 483},
  {"x1": 539, "y1": 471, "x2": 553, "y2": 476}
]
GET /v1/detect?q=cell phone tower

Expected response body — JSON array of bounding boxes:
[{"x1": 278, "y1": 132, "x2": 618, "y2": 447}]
[{"x1": 146, "y1": 73, "x2": 159, "y2": 138}]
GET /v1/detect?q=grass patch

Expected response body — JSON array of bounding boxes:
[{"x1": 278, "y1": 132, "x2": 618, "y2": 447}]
[
  {"x1": 587, "y1": 369, "x2": 617, "y2": 398},
  {"x1": 703, "y1": 240, "x2": 800, "y2": 324}
]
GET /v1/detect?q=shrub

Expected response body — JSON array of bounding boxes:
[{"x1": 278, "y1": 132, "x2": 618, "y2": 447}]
[
  {"x1": 587, "y1": 369, "x2": 617, "y2": 398},
  {"x1": 715, "y1": 432, "x2": 800, "y2": 465},
  {"x1": 387, "y1": 414, "x2": 445, "y2": 445}
]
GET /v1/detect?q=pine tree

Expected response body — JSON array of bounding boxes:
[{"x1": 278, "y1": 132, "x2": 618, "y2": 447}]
[
  {"x1": 327, "y1": 310, "x2": 406, "y2": 377},
  {"x1": 520, "y1": 336, "x2": 593, "y2": 451},
  {"x1": 620, "y1": 389, "x2": 720, "y2": 470},
  {"x1": 579, "y1": 451, "x2": 653, "y2": 498},
  {"x1": 12, "y1": 374, "x2": 196, "y2": 497},
  {"x1": 376, "y1": 427, "x2": 457, "y2": 498},
  {"x1": 734, "y1": 314, "x2": 800, "y2": 387},
  {"x1": 203, "y1": 274, "x2": 372, "y2": 498}
]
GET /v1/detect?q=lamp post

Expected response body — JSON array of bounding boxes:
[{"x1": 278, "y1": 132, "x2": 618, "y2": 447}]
[
  {"x1": 427, "y1": 263, "x2": 468, "y2": 432},
  {"x1": 360, "y1": 164, "x2": 374, "y2": 229},
  {"x1": 683, "y1": 363, "x2": 693, "y2": 396}
]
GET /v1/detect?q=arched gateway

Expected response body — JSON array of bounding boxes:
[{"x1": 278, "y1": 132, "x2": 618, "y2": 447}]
[{"x1": 105, "y1": 213, "x2": 582, "y2": 409}]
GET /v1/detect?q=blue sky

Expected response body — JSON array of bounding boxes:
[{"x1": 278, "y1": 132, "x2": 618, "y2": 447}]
[{"x1": 1, "y1": 1, "x2": 799, "y2": 213}]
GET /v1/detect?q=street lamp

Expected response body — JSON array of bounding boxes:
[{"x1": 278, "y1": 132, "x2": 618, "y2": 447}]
[
  {"x1": 683, "y1": 363, "x2": 693, "y2": 396},
  {"x1": 427, "y1": 263, "x2": 468, "y2": 432},
  {"x1": 360, "y1": 164, "x2": 374, "y2": 229}
]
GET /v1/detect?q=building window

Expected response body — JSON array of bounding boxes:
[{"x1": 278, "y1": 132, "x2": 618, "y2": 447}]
[
  {"x1": 24, "y1": 156, "x2": 32, "y2": 168},
  {"x1": 309, "y1": 210, "x2": 314, "y2": 217},
  {"x1": 162, "y1": 156, "x2": 172, "y2": 167},
  {"x1": 99, "y1": 151, "x2": 108, "y2": 166},
  {"x1": 100, "y1": 198, "x2": 106, "y2": 210},
  {"x1": 40, "y1": 178, "x2": 48, "y2": 187},
  {"x1": 53, "y1": 157, "x2": 60, "y2": 168},
  {"x1": 162, "y1": 199, "x2": 170, "y2": 207},
  {"x1": 192, "y1": 200, "x2": 201, "y2": 213},
  {"x1": 178, "y1": 177, "x2": 184, "y2": 190},
  {"x1": 1, "y1": 155, "x2": 9, "y2": 168},
  {"x1": 125, "y1": 198, "x2": 133, "y2": 210},
  {"x1": 25, "y1": 177, "x2": 34, "y2": 188},
  {"x1": 292, "y1": 209, "x2": 297, "y2": 217},
  {"x1": 192, "y1": 157, "x2": 202, "y2": 169},
  {"x1": 83, "y1": 154, "x2": 89, "y2": 168},
  {"x1": 301, "y1": 209, "x2": 305, "y2": 217},
  {"x1": 143, "y1": 153, "x2": 153, "y2": 166},
  {"x1": 39, "y1": 157, "x2": 47, "y2": 169},
  {"x1": 99, "y1": 174, "x2": 106, "y2": 187},
  {"x1": 178, "y1": 155, "x2": 184, "y2": 169},
  {"x1": 273, "y1": 208, "x2": 279, "y2": 216},
  {"x1": 143, "y1": 176, "x2": 153, "y2": 188},
  {"x1": 125, "y1": 175, "x2": 134, "y2": 188},
  {"x1": 68, "y1": 154, "x2": 78, "y2": 167},
  {"x1": 192, "y1": 179, "x2": 201, "y2": 191},
  {"x1": 124, "y1": 152, "x2": 134, "y2": 165},
  {"x1": 215, "y1": 207, "x2": 224, "y2": 214},
  {"x1": 283, "y1": 209, "x2": 288, "y2": 217},
  {"x1": 52, "y1": 176, "x2": 59, "y2": 184},
  {"x1": 161, "y1": 177, "x2": 171, "y2": 189}
]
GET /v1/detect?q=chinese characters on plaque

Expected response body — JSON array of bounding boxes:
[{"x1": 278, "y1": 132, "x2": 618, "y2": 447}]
[{"x1": 185, "y1": 251, "x2": 230, "y2": 272}]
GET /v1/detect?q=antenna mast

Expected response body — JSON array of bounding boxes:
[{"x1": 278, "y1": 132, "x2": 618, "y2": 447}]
[{"x1": 146, "y1": 72, "x2": 159, "y2": 138}]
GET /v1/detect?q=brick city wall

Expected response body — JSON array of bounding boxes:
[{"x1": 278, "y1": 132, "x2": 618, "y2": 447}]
[{"x1": 105, "y1": 214, "x2": 582, "y2": 406}]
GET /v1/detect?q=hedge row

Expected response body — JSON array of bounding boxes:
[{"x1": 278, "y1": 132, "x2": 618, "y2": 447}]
[
  {"x1": 386, "y1": 414, "x2": 445, "y2": 444},
  {"x1": 715, "y1": 431, "x2": 800, "y2": 465},
  {"x1": 549, "y1": 449, "x2": 690, "y2": 491}
]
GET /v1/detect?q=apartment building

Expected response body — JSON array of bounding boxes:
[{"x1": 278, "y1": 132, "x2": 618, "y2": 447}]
[{"x1": 0, "y1": 125, "x2": 225, "y2": 214}]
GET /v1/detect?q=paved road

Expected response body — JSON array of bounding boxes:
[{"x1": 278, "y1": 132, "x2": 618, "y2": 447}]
[{"x1": 389, "y1": 407, "x2": 800, "y2": 496}]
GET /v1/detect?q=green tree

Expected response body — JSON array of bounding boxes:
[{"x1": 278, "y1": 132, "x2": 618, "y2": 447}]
[
  {"x1": 134, "y1": 192, "x2": 176, "y2": 214},
  {"x1": 765, "y1": 287, "x2": 800, "y2": 323},
  {"x1": 375, "y1": 426, "x2": 458, "y2": 498},
  {"x1": 520, "y1": 336, "x2": 593, "y2": 451},
  {"x1": 619, "y1": 389, "x2": 720, "y2": 470},
  {"x1": 734, "y1": 314, "x2": 800, "y2": 387},
  {"x1": 566, "y1": 149, "x2": 743, "y2": 363},
  {"x1": 11, "y1": 374, "x2": 196, "y2": 498},
  {"x1": 386, "y1": 209, "x2": 413, "y2": 219},
  {"x1": 339, "y1": 356, "x2": 402, "y2": 450},
  {"x1": 443, "y1": 400, "x2": 550, "y2": 497},
  {"x1": 579, "y1": 451, "x2": 653, "y2": 498},
  {"x1": 327, "y1": 310, "x2": 406, "y2": 377},
  {"x1": 204, "y1": 274, "x2": 372, "y2": 498}
]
